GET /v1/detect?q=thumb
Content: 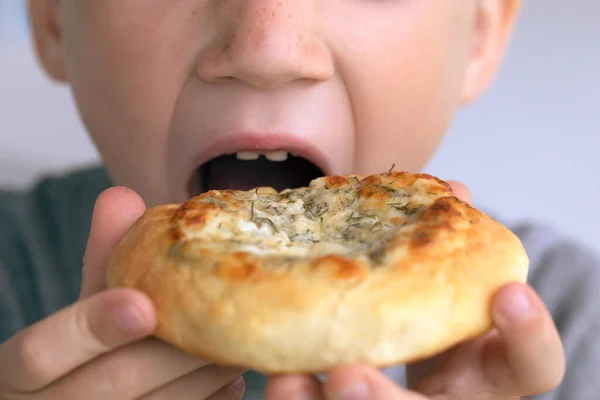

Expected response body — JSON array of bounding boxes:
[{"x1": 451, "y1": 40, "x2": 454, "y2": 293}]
[
  {"x1": 80, "y1": 187, "x2": 146, "y2": 299},
  {"x1": 324, "y1": 365, "x2": 426, "y2": 400},
  {"x1": 446, "y1": 180, "x2": 472, "y2": 204}
]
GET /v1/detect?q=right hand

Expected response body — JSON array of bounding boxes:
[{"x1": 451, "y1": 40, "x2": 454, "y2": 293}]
[{"x1": 0, "y1": 187, "x2": 246, "y2": 399}]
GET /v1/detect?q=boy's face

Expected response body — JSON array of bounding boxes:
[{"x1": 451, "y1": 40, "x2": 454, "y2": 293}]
[{"x1": 30, "y1": 0, "x2": 518, "y2": 207}]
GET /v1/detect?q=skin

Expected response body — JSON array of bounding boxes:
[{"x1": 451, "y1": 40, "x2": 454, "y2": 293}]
[{"x1": 0, "y1": 0, "x2": 565, "y2": 399}]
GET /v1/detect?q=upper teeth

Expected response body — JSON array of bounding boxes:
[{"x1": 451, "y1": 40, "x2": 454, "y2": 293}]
[
  {"x1": 236, "y1": 151, "x2": 289, "y2": 162},
  {"x1": 236, "y1": 151, "x2": 261, "y2": 161}
]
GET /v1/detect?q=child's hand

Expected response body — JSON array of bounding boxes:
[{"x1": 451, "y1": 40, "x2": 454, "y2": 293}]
[
  {"x1": 266, "y1": 282, "x2": 565, "y2": 399},
  {"x1": 265, "y1": 181, "x2": 566, "y2": 400},
  {"x1": 0, "y1": 187, "x2": 246, "y2": 400}
]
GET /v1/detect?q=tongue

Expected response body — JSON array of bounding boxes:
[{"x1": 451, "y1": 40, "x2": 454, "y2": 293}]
[{"x1": 200, "y1": 155, "x2": 323, "y2": 192}]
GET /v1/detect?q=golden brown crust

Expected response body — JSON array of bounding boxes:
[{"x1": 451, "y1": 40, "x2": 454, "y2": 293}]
[{"x1": 106, "y1": 171, "x2": 528, "y2": 373}]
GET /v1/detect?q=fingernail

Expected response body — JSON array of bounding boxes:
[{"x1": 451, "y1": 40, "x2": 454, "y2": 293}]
[
  {"x1": 114, "y1": 305, "x2": 147, "y2": 334},
  {"x1": 229, "y1": 376, "x2": 245, "y2": 392},
  {"x1": 333, "y1": 380, "x2": 370, "y2": 400},
  {"x1": 497, "y1": 288, "x2": 533, "y2": 322}
]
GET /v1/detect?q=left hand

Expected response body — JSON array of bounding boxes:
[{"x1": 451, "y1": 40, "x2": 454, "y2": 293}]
[{"x1": 265, "y1": 181, "x2": 565, "y2": 400}]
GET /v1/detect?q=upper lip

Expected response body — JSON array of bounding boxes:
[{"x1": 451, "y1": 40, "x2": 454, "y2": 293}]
[{"x1": 189, "y1": 132, "x2": 332, "y2": 173}]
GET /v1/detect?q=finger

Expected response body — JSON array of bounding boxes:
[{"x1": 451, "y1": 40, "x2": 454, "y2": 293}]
[
  {"x1": 266, "y1": 374, "x2": 324, "y2": 400},
  {"x1": 205, "y1": 376, "x2": 246, "y2": 400},
  {"x1": 139, "y1": 366, "x2": 246, "y2": 400},
  {"x1": 446, "y1": 180, "x2": 472, "y2": 204},
  {"x1": 408, "y1": 333, "x2": 491, "y2": 397},
  {"x1": 206, "y1": 377, "x2": 246, "y2": 400},
  {"x1": 0, "y1": 288, "x2": 155, "y2": 393},
  {"x1": 324, "y1": 365, "x2": 426, "y2": 400},
  {"x1": 81, "y1": 186, "x2": 146, "y2": 298},
  {"x1": 40, "y1": 339, "x2": 210, "y2": 399},
  {"x1": 483, "y1": 283, "x2": 565, "y2": 396}
]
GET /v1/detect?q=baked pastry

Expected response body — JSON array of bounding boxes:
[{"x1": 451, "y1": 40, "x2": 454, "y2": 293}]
[{"x1": 106, "y1": 171, "x2": 529, "y2": 373}]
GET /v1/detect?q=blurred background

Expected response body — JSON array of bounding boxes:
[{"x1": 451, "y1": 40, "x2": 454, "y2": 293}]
[{"x1": 1, "y1": 0, "x2": 598, "y2": 253}]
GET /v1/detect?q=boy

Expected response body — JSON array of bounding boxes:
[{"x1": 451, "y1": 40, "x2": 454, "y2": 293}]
[{"x1": 0, "y1": 0, "x2": 597, "y2": 398}]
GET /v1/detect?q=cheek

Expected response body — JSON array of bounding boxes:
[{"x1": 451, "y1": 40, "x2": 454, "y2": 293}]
[
  {"x1": 355, "y1": 49, "x2": 465, "y2": 174},
  {"x1": 60, "y1": 2, "x2": 203, "y2": 203},
  {"x1": 332, "y1": 5, "x2": 471, "y2": 174}
]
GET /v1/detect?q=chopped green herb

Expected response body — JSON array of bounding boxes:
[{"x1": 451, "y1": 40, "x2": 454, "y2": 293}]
[{"x1": 255, "y1": 217, "x2": 279, "y2": 232}]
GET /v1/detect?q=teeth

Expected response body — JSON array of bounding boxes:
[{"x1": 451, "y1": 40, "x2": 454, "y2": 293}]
[
  {"x1": 236, "y1": 152, "x2": 260, "y2": 161},
  {"x1": 235, "y1": 151, "x2": 289, "y2": 162},
  {"x1": 264, "y1": 151, "x2": 288, "y2": 162}
]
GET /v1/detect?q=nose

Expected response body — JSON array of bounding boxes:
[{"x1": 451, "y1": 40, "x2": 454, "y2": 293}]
[{"x1": 196, "y1": 0, "x2": 334, "y2": 88}]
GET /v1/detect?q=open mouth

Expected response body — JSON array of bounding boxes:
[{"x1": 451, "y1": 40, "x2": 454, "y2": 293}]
[{"x1": 191, "y1": 151, "x2": 325, "y2": 195}]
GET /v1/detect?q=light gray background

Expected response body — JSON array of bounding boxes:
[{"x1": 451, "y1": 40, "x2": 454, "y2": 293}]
[{"x1": 1, "y1": 0, "x2": 598, "y2": 253}]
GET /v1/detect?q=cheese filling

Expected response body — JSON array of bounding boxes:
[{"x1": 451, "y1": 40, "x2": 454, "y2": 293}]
[{"x1": 182, "y1": 177, "x2": 436, "y2": 259}]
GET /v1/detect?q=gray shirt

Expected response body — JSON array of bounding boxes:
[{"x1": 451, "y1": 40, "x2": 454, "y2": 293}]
[{"x1": 0, "y1": 167, "x2": 598, "y2": 399}]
